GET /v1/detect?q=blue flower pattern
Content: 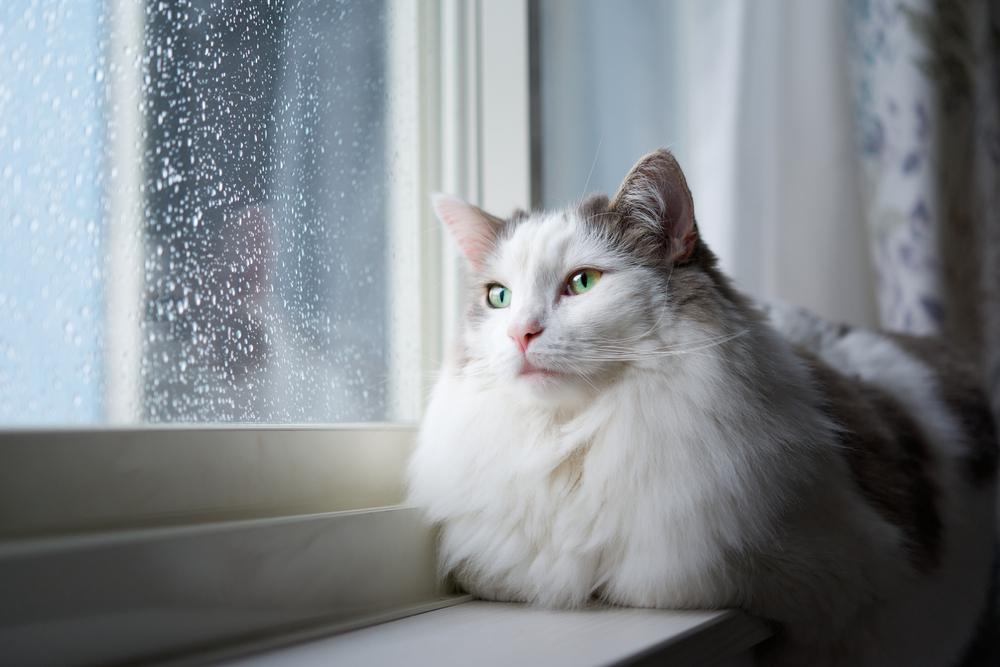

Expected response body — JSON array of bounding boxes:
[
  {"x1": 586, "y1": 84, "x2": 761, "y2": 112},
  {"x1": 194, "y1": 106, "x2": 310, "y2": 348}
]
[
  {"x1": 849, "y1": 0, "x2": 1000, "y2": 420},
  {"x1": 849, "y1": 0, "x2": 946, "y2": 334}
]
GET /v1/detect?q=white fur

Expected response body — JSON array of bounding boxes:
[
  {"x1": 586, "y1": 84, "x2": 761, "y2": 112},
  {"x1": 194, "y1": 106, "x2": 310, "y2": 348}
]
[{"x1": 409, "y1": 216, "x2": 996, "y2": 666}]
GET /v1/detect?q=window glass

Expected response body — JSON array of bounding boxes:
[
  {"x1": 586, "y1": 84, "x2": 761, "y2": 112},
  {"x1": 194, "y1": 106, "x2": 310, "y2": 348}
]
[{"x1": 0, "y1": 0, "x2": 411, "y2": 425}]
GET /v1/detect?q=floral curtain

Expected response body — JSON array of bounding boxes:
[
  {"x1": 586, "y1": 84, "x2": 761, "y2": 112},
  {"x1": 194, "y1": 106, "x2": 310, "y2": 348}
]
[{"x1": 850, "y1": 0, "x2": 1000, "y2": 423}]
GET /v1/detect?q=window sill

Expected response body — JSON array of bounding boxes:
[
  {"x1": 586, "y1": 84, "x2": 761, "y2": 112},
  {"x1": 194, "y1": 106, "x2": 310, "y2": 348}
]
[
  {"x1": 1, "y1": 425, "x2": 772, "y2": 667},
  {"x1": 225, "y1": 601, "x2": 772, "y2": 667},
  {"x1": 0, "y1": 506, "x2": 451, "y2": 666}
]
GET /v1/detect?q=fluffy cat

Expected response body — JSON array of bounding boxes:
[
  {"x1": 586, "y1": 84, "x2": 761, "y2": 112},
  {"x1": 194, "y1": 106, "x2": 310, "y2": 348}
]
[{"x1": 407, "y1": 149, "x2": 999, "y2": 665}]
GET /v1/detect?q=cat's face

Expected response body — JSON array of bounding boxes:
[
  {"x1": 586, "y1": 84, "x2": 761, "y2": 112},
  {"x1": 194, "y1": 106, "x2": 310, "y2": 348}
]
[
  {"x1": 463, "y1": 208, "x2": 667, "y2": 400},
  {"x1": 435, "y1": 149, "x2": 704, "y2": 403}
]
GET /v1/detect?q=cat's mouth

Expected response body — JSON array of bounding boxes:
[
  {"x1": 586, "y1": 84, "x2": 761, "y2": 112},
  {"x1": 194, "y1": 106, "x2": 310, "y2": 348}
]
[{"x1": 518, "y1": 360, "x2": 561, "y2": 378}]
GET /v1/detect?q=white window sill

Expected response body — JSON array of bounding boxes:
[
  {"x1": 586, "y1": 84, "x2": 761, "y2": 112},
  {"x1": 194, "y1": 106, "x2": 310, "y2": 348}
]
[
  {"x1": 1, "y1": 426, "x2": 771, "y2": 667},
  {"x1": 226, "y1": 601, "x2": 772, "y2": 667}
]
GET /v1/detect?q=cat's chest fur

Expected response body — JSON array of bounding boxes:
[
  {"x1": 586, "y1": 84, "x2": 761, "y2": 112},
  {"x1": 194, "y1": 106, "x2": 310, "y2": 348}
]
[{"x1": 409, "y1": 358, "x2": 793, "y2": 609}]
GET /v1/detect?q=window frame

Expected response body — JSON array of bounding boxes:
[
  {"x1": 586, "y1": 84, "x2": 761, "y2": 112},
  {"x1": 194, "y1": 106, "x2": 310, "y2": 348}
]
[{"x1": 0, "y1": 0, "x2": 532, "y2": 663}]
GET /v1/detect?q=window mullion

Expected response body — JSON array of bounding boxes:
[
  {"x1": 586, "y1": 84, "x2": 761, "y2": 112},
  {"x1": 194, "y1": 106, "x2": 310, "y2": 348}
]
[
  {"x1": 102, "y1": 0, "x2": 146, "y2": 424},
  {"x1": 386, "y1": 1, "x2": 426, "y2": 422}
]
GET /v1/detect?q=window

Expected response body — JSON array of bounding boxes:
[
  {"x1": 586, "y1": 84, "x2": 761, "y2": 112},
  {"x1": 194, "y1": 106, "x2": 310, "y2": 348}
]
[
  {"x1": 1, "y1": 3, "x2": 531, "y2": 662},
  {"x1": 0, "y1": 0, "x2": 434, "y2": 425}
]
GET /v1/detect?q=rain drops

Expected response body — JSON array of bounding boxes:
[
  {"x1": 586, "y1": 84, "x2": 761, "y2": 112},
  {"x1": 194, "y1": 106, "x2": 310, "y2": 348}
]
[{"x1": 1, "y1": 0, "x2": 407, "y2": 425}]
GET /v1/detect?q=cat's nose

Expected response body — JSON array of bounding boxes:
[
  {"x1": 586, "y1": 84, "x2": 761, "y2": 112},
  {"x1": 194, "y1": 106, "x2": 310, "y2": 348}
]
[{"x1": 508, "y1": 320, "x2": 544, "y2": 353}]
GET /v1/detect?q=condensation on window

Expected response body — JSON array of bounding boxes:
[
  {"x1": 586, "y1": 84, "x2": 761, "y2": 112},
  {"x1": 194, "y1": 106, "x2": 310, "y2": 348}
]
[{"x1": 0, "y1": 0, "x2": 405, "y2": 424}]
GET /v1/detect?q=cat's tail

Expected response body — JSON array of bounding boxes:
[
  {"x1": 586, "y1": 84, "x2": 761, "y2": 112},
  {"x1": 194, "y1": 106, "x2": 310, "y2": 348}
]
[{"x1": 757, "y1": 299, "x2": 853, "y2": 358}]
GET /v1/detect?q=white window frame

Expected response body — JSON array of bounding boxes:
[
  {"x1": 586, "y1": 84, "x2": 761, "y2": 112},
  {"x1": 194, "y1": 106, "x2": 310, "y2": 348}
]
[{"x1": 0, "y1": 1, "x2": 532, "y2": 664}]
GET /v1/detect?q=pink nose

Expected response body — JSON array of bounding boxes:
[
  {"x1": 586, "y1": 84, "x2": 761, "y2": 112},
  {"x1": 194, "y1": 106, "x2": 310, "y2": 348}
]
[{"x1": 508, "y1": 320, "x2": 544, "y2": 353}]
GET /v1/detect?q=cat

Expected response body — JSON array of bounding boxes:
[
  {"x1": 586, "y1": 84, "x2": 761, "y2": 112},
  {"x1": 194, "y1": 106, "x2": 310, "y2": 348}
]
[{"x1": 406, "y1": 149, "x2": 999, "y2": 666}]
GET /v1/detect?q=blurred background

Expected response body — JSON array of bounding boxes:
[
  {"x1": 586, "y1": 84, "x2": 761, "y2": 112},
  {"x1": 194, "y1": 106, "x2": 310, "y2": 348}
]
[{"x1": 1, "y1": 0, "x2": 998, "y2": 425}]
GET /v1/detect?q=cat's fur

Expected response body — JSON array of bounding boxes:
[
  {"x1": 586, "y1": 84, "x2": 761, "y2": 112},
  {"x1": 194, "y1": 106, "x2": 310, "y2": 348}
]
[{"x1": 407, "y1": 150, "x2": 999, "y2": 665}]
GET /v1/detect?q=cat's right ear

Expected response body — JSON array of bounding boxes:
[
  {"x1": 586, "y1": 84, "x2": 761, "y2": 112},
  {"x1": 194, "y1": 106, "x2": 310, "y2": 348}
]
[
  {"x1": 610, "y1": 149, "x2": 698, "y2": 263},
  {"x1": 431, "y1": 193, "x2": 504, "y2": 270}
]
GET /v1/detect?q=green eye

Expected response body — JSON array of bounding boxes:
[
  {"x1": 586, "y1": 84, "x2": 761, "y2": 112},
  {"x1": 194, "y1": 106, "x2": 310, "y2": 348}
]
[
  {"x1": 487, "y1": 284, "x2": 511, "y2": 308},
  {"x1": 568, "y1": 269, "x2": 602, "y2": 295}
]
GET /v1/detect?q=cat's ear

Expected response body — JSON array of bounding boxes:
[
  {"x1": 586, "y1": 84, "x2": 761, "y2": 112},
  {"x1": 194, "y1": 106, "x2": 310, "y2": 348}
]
[
  {"x1": 432, "y1": 193, "x2": 505, "y2": 269},
  {"x1": 610, "y1": 149, "x2": 698, "y2": 263}
]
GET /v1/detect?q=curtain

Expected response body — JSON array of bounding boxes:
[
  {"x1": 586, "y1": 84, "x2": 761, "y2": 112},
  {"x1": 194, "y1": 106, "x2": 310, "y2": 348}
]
[
  {"x1": 682, "y1": 0, "x2": 879, "y2": 329},
  {"x1": 535, "y1": 0, "x2": 880, "y2": 329},
  {"x1": 849, "y1": 0, "x2": 1000, "y2": 422}
]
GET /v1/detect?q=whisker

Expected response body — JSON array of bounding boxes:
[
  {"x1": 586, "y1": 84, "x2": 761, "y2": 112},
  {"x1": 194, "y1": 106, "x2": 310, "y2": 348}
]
[
  {"x1": 564, "y1": 359, "x2": 600, "y2": 393},
  {"x1": 580, "y1": 132, "x2": 604, "y2": 198},
  {"x1": 606, "y1": 300, "x2": 672, "y2": 345},
  {"x1": 550, "y1": 329, "x2": 750, "y2": 362},
  {"x1": 577, "y1": 329, "x2": 746, "y2": 354},
  {"x1": 450, "y1": 329, "x2": 749, "y2": 385}
]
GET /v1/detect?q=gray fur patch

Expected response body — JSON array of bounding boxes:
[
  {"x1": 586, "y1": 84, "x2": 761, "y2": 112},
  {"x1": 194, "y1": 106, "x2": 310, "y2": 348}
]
[
  {"x1": 889, "y1": 334, "x2": 999, "y2": 487},
  {"x1": 803, "y1": 351, "x2": 943, "y2": 572}
]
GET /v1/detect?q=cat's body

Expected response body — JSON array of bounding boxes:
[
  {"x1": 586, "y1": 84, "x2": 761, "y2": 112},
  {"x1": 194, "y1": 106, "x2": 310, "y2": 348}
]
[{"x1": 407, "y1": 150, "x2": 998, "y2": 665}]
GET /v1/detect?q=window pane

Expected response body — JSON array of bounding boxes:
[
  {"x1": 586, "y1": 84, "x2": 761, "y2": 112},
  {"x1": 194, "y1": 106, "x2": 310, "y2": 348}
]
[{"x1": 0, "y1": 0, "x2": 415, "y2": 425}]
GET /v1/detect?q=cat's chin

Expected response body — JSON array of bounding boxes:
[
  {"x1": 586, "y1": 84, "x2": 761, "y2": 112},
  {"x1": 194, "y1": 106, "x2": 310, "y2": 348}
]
[
  {"x1": 517, "y1": 360, "x2": 561, "y2": 379},
  {"x1": 514, "y1": 368, "x2": 565, "y2": 391},
  {"x1": 508, "y1": 362, "x2": 597, "y2": 405}
]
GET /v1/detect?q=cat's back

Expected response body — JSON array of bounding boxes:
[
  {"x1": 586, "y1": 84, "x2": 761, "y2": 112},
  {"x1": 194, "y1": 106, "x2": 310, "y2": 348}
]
[
  {"x1": 768, "y1": 303, "x2": 998, "y2": 665},
  {"x1": 765, "y1": 300, "x2": 997, "y2": 486},
  {"x1": 884, "y1": 333, "x2": 998, "y2": 486},
  {"x1": 795, "y1": 320, "x2": 997, "y2": 493}
]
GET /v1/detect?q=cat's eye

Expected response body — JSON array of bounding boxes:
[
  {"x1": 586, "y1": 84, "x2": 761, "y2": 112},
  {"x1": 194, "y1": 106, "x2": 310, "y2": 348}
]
[
  {"x1": 487, "y1": 284, "x2": 511, "y2": 308},
  {"x1": 567, "y1": 269, "x2": 602, "y2": 295}
]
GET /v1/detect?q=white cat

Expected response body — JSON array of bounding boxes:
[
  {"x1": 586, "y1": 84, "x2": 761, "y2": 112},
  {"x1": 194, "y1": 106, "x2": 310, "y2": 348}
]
[{"x1": 407, "y1": 150, "x2": 998, "y2": 666}]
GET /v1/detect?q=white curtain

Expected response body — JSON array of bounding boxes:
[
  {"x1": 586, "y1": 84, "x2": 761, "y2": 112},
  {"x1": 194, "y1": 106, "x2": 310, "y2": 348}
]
[
  {"x1": 680, "y1": 0, "x2": 878, "y2": 328},
  {"x1": 537, "y1": 0, "x2": 878, "y2": 328}
]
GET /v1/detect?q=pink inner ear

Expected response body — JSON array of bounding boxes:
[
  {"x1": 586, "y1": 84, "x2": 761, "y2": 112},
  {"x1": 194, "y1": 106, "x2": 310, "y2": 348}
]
[{"x1": 432, "y1": 194, "x2": 497, "y2": 268}]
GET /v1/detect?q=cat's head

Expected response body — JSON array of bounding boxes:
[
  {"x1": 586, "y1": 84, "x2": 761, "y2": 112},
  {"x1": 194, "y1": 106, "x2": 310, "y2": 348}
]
[{"x1": 435, "y1": 149, "x2": 727, "y2": 403}]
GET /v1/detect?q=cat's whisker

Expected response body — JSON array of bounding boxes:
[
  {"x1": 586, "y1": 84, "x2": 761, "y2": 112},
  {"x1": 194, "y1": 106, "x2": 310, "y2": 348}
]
[
  {"x1": 564, "y1": 359, "x2": 600, "y2": 393},
  {"x1": 572, "y1": 329, "x2": 749, "y2": 357},
  {"x1": 597, "y1": 300, "x2": 672, "y2": 346},
  {"x1": 569, "y1": 349, "x2": 728, "y2": 365},
  {"x1": 580, "y1": 132, "x2": 603, "y2": 199},
  {"x1": 550, "y1": 330, "x2": 749, "y2": 364}
]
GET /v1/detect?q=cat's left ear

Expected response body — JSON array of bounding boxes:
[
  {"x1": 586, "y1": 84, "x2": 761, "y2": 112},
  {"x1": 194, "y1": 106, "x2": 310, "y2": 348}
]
[
  {"x1": 610, "y1": 149, "x2": 698, "y2": 263},
  {"x1": 431, "y1": 193, "x2": 505, "y2": 270}
]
